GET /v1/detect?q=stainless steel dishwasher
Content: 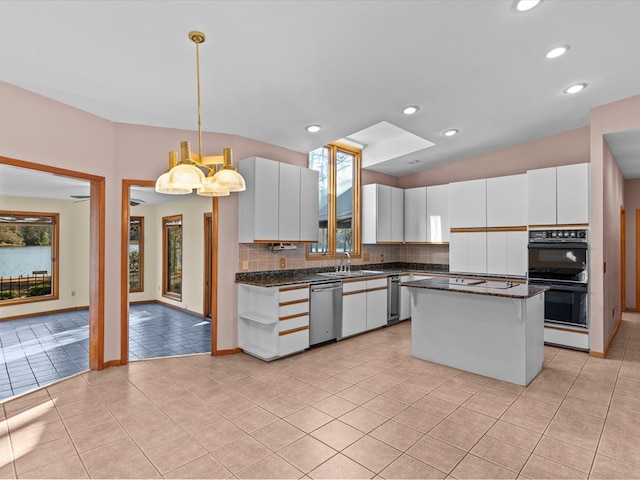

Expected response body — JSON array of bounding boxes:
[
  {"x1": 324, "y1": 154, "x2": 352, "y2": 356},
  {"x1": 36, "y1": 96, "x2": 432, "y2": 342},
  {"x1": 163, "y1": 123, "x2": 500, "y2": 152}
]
[{"x1": 309, "y1": 281, "x2": 343, "y2": 346}]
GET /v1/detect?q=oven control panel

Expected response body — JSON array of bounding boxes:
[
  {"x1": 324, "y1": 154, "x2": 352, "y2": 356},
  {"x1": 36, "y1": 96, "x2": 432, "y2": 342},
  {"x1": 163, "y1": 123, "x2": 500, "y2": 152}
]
[{"x1": 529, "y1": 229, "x2": 588, "y2": 243}]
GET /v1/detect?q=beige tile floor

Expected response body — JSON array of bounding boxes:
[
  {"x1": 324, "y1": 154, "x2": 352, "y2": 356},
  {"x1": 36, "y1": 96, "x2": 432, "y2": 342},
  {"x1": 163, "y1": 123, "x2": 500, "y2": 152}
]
[{"x1": 1, "y1": 313, "x2": 640, "y2": 479}]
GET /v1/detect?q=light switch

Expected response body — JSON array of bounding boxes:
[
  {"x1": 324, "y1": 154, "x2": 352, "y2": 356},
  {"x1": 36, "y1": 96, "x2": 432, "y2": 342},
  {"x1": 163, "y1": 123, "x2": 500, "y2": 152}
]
[{"x1": 241, "y1": 260, "x2": 249, "y2": 271}]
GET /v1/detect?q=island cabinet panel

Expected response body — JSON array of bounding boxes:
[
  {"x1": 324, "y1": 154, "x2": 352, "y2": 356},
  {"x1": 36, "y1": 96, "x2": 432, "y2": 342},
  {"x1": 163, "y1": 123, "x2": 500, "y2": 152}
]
[
  {"x1": 449, "y1": 179, "x2": 486, "y2": 228},
  {"x1": 427, "y1": 184, "x2": 450, "y2": 243},
  {"x1": 238, "y1": 156, "x2": 319, "y2": 243},
  {"x1": 404, "y1": 187, "x2": 427, "y2": 243},
  {"x1": 362, "y1": 184, "x2": 404, "y2": 244},
  {"x1": 408, "y1": 285, "x2": 545, "y2": 386},
  {"x1": 486, "y1": 174, "x2": 527, "y2": 227}
]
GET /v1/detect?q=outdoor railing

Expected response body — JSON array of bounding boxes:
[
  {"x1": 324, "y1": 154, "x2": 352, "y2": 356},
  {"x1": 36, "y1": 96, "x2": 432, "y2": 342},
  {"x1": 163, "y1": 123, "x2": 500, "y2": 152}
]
[{"x1": 0, "y1": 271, "x2": 51, "y2": 300}]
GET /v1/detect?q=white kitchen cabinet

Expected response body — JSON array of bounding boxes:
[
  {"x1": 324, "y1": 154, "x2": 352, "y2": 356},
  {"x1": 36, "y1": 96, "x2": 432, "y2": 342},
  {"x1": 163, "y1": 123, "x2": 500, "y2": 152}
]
[
  {"x1": 487, "y1": 231, "x2": 527, "y2": 276},
  {"x1": 362, "y1": 184, "x2": 404, "y2": 244},
  {"x1": 404, "y1": 187, "x2": 427, "y2": 243},
  {"x1": 487, "y1": 174, "x2": 527, "y2": 227},
  {"x1": 449, "y1": 179, "x2": 486, "y2": 228},
  {"x1": 299, "y1": 166, "x2": 320, "y2": 241},
  {"x1": 557, "y1": 163, "x2": 589, "y2": 225},
  {"x1": 278, "y1": 162, "x2": 300, "y2": 241},
  {"x1": 238, "y1": 156, "x2": 319, "y2": 242},
  {"x1": 341, "y1": 280, "x2": 367, "y2": 338},
  {"x1": 400, "y1": 274, "x2": 412, "y2": 320},
  {"x1": 527, "y1": 163, "x2": 589, "y2": 226},
  {"x1": 427, "y1": 184, "x2": 450, "y2": 243},
  {"x1": 449, "y1": 232, "x2": 487, "y2": 274},
  {"x1": 238, "y1": 283, "x2": 310, "y2": 360},
  {"x1": 366, "y1": 277, "x2": 388, "y2": 330}
]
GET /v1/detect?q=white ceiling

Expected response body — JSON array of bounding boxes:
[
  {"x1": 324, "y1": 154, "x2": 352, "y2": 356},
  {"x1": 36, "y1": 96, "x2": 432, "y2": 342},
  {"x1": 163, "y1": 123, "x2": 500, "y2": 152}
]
[{"x1": 1, "y1": 0, "x2": 640, "y2": 182}]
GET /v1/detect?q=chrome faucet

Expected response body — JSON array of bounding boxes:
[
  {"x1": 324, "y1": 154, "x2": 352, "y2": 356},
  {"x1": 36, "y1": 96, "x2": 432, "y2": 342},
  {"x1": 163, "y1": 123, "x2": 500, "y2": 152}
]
[{"x1": 337, "y1": 251, "x2": 351, "y2": 272}]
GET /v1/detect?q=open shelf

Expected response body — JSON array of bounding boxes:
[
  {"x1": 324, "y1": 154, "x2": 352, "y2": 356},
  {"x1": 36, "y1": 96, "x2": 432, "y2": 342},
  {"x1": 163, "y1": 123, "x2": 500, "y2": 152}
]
[{"x1": 239, "y1": 312, "x2": 277, "y2": 325}]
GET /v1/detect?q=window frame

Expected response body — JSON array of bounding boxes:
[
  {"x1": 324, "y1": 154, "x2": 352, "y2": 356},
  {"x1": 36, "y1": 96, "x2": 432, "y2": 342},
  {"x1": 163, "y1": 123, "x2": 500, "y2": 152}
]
[
  {"x1": 128, "y1": 216, "x2": 144, "y2": 293},
  {"x1": 306, "y1": 142, "x2": 362, "y2": 260},
  {"x1": 162, "y1": 214, "x2": 183, "y2": 301},
  {"x1": 0, "y1": 211, "x2": 59, "y2": 306}
]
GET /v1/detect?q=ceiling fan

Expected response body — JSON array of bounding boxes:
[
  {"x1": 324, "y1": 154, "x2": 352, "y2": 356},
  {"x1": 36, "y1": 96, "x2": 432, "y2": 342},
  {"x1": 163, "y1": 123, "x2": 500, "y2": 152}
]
[{"x1": 71, "y1": 195, "x2": 145, "y2": 207}]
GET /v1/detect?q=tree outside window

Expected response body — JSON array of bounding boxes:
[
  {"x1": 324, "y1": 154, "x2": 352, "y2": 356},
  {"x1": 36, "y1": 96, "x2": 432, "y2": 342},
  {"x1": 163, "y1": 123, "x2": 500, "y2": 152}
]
[
  {"x1": 0, "y1": 212, "x2": 58, "y2": 304},
  {"x1": 307, "y1": 144, "x2": 361, "y2": 258},
  {"x1": 162, "y1": 215, "x2": 182, "y2": 300}
]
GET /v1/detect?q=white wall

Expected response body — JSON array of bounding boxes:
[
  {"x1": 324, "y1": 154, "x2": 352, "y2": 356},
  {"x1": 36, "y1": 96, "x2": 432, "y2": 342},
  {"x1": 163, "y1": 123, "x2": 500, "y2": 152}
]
[{"x1": 0, "y1": 195, "x2": 90, "y2": 318}]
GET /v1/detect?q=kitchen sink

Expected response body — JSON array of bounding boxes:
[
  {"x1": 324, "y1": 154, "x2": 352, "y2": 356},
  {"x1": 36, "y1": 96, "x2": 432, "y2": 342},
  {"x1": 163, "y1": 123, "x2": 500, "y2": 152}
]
[{"x1": 317, "y1": 270, "x2": 385, "y2": 278}]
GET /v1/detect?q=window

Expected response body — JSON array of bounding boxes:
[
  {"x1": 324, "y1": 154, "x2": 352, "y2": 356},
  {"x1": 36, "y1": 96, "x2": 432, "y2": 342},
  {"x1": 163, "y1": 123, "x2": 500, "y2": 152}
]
[
  {"x1": 308, "y1": 143, "x2": 361, "y2": 258},
  {"x1": 129, "y1": 216, "x2": 144, "y2": 292},
  {"x1": 162, "y1": 215, "x2": 182, "y2": 300},
  {"x1": 0, "y1": 212, "x2": 58, "y2": 304}
]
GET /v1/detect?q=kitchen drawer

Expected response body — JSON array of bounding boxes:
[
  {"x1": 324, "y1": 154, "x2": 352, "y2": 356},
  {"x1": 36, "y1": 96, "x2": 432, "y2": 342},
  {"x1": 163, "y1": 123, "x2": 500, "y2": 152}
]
[
  {"x1": 278, "y1": 301, "x2": 309, "y2": 319},
  {"x1": 279, "y1": 285, "x2": 309, "y2": 303},
  {"x1": 278, "y1": 327, "x2": 309, "y2": 356},
  {"x1": 279, "y1": 314, "x2": 309, "y2": 332},
  {"x1": 342, "y1": 279, "x2": 368, "y2": 294},
  {"x1": 366, "y1": 277, "x2": 387, "y2": 290}
]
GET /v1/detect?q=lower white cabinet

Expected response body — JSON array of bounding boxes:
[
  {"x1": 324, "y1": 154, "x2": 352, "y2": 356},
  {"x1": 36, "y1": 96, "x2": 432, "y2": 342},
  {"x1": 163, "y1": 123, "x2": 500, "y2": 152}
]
[
  {"x1": 487, "y1": 231, "x2": 528, "y2": 276},
  {"x1": 400, "y1": 274, "x2": 412, "y2": 320},
  {"x1": 238, "y1": 284, "x2": 309, "y2": 360},
  {"x1": 341, "y1": 276, "x2": 388, "y2": 338},
  {"x1": 449, "y1": 232, "x2": 487, "y2": 274}
]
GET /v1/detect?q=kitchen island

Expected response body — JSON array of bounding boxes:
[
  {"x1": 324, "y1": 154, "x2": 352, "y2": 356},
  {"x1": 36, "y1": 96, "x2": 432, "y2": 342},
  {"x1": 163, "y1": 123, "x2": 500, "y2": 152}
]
[{"x1": 404, "y1": 278, "x2": 547, "y2": 386}]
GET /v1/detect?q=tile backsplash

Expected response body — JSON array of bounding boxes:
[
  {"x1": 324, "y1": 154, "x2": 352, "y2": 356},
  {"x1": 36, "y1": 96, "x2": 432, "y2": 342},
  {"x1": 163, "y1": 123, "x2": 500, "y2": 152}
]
[{"x1": 238, "y1": 243, "x2": 448, "y2": 272}]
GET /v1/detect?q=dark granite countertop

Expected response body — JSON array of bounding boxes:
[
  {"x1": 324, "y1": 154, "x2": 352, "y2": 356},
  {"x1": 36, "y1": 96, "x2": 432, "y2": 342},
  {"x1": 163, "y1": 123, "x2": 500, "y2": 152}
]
[
  {"x1": 235, "y1": 262, "x2": 448, "y2": 287},
  {"x1": 403, "y1": 277, "x2": 547, "y2": 299}
]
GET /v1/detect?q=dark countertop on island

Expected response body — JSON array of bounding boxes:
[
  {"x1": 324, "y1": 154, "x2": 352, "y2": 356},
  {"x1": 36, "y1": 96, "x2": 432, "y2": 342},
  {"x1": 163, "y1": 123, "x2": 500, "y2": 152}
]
[{"x1": 403, "y1": 277, "x2": 547, "y2": 299}]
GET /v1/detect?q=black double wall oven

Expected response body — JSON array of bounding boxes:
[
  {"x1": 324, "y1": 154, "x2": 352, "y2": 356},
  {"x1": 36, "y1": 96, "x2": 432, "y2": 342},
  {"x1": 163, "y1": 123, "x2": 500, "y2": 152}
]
[{"x1": 528, "y1": 229, "x2": 588, "y2": 329}]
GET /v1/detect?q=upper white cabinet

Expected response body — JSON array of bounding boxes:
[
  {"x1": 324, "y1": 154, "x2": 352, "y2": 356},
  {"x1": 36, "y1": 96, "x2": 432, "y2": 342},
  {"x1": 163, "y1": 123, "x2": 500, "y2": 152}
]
[
  {"x1": 427, "y1": 184, "x2": 450, "y2": 243},
  {"x1": 557, "y1": 163, "x2": 589, "y2": 225},
  {"x1": 449, "y1": 179, "x2": 486, "y2": 228},
  {"x1": 404, "y1": 187, "x2": 427, "y2": 243},
  {"x1": 486, "y1": 174, "x2": 527, "y2": 227},
  {"x1": 238, "y1": 157, "x2": 319, "y2": 243},
  {"x1": 362, "y1": 184, "x2": 404, "y2": 244},
  {"x1": 527, "y1": 163, "x2": 589, "y2": 226},
  {"x1": 403, "y1": 184, "x2": 450, "y2": 243}
]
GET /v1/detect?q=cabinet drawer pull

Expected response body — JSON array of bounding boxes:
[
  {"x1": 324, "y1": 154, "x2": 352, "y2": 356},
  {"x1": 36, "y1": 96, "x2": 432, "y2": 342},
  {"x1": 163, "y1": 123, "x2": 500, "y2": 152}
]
[
  {"x1": 279, "y1": 298, "x2": 308, "y2": 307},
  {"x1": 279, "y1": 325, "x2": 309, "y2": 336},
  {"x1": 343, "y1": 289, "x2": 367, "y2": 296},
  {"x1": 279, "y1": 285, "x2": 309, "y2": 293},
  {"x1": 279, "y1": 312, "x2": 309, "y2": 321}
]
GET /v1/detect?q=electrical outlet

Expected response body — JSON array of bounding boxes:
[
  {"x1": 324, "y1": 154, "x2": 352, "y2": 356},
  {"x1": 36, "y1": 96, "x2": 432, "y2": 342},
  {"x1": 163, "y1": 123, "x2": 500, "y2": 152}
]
[
  {"x1": 380, "y1": 254, "x2": 384, "y2": 262},
  {"x1": 280, "y1": 257, "x2": 286, "y2": 269},
  {"x1": 242, "y1": 260, "x2": 249, "y2": 271},
  {"x1": 363, "y1": 252, "x2": 370, "y2": 262},
  {"x1": 71, "y1": 290, "x2": 75, "y2": 297}
]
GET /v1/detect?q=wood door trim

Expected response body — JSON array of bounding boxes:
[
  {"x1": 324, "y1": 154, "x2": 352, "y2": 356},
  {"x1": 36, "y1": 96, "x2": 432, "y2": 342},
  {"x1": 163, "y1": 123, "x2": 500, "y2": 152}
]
[{"x1": 621, "y1": 206, "x2": 625, "y2": 311}]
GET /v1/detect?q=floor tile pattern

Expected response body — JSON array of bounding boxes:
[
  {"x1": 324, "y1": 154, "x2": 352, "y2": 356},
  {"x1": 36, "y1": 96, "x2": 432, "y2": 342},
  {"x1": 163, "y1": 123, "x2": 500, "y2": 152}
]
[
  {"x1": 0, "y1": 313, "x2": 639, "y2": 479},
  {"x1": 0, "y1": 304, "x2": 211, "y2": 402}
]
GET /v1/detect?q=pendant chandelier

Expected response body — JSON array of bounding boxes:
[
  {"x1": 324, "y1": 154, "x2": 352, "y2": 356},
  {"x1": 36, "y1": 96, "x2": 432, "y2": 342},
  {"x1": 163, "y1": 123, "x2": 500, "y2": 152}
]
[{"x1": 155, "y1": 31, "x2": 245, "y2": 196}]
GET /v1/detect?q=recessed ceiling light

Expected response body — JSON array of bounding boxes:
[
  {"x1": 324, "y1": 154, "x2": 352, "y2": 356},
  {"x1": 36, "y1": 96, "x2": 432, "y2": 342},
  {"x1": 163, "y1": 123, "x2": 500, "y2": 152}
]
[
  {"x1": 564, "y1": 83, "x2": 587, "y2": 94},
  {"x1": 515, "y1": 0, "x2": 541, "y2": 12},
  {"x1": 408, "y1": 159, "x2": 420, "y2": 165},
  {"x1": 546, "y1": 45, "x2": 570, "y2": 59},
  {"x1": 443, "y1": 129, "x2": 459, "y2": 137},
  {"x1": 402, "y1": 105, "x2": 419, "y2": 115},
  {"x1": 305, "y1": 124, "x2": 322, "y2": 133}
]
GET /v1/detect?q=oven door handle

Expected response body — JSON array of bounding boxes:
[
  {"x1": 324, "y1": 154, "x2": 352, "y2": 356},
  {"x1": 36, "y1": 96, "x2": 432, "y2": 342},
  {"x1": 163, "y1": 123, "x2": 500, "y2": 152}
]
[
  {"x1": 528, "y1": 281, "x2": 588, "y2": 292},
  {"x1": 528, "y1": 242, "x2": 587, "y2": 249}
]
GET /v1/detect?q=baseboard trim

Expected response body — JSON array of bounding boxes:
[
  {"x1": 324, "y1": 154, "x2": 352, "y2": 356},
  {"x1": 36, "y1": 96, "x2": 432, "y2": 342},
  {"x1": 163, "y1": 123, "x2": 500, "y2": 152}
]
[
  {"x1": 155, "y1": 299, "x2": 205, "y2": 319},
  {"x1": 589, "y1": 314, "x2": 623, "y2": 358},
  {"x1": 213, "y1": 348, "x2": 242, "y2": 356},
  {"x1": 1, "y1": 305, "x2": 89, "y2": 322}
]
